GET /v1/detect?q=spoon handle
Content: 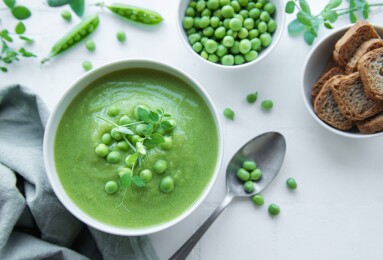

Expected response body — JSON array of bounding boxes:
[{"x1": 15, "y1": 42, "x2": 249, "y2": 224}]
[{"x1": 169, "y1": 193, "x2": 234, "y2": 260}]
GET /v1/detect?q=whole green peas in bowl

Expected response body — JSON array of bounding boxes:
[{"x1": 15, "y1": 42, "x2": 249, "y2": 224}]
[{"x1": 177, "y1": 0, "x2": 285, "y2": 68}]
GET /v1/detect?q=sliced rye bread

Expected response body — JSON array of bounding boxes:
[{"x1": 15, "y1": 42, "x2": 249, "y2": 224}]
[
  {"x1": 312, "y1": 67, "x2": 344, "y2": 101},
  {"x1": 345, "y1": 39, "x2": 383, "y2": 74},
  {"x1": 358, "y1": 47, "x2": 383, "y2": 101},
  {"x1": 314, "y1": 75, "x2": 354, "y2": 130},
  {"x1": 330, "y1": 72, "x2": 383, "y2": 121},
  {"x1": 324, "y1": 56, "x2": 338, "y2": 73},
  {"x1": 333, "y1": 20, "x2": 380, "y2": 67},
  {"x1": 356, "y1": 112, "x2": 383, "y2": 134}
]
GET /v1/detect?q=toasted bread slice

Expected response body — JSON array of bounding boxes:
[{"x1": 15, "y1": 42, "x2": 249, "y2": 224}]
[
  {"x1": 356, "y1": 112, "x2": 383, "y2": 134},
  {"x1": 345, "y1": 39, "x2": 383, "y2": 74},
  {"x1": 312, "y1": 67, "x2": 344, "y2": 101},
  {"x1": 324, "y1": 56, "x2": 338, "y2": 73},
  {"x1": 358, "y1": 47, "x2": 383, "y2": 101},
  {"x1": 314, "y1": 75, "x2": 354, "y2": 130},
  {"x1": 330, "y1": 72, "x2": 383, "y2": 121},
  {"x1": 333, "y1": 20, "x2": 380, "y2": 66}
]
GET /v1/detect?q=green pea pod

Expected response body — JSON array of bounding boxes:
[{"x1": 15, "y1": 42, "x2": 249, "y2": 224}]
[
  {"x1": 106, "y1": 3, "x2": 163, "y2": 25},
  {"x1": 42, "y1": 14, "x2": 99, "y2": 63}
]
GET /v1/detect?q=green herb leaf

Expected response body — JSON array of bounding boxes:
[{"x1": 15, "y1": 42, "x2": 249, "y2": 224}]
[
  {"x1": 126, "y1": 152, "x2": 139, "y2": 166},
  {"x1": 19, "y1": 35, "x2": 34, "y2": 43},
  {"x1": 0, "y1": 30, "x2": 13, "y2": 42},
  {"x1": 3, "y1": 0, "x2": 15, "y2": 8},
  {"x1": 163, "y1": 114, "x2": 171, "y2": 117},
  {"x1": 296, "y1": 12, "x2": 313, "y2": 27},
  {"x1": 149, "y1": 111, "x2": 159, "y2": 122},
  {"x1": 11, "y1": 6, "x2": 32, "y2": 20},
  {"x1": 120, "y1": 174, "x2": 132, "y2": 188},
  {"x1": 303, "y1": 30, "x2": 316, "y2": 45},
  {"x1": 0, "y1": 67, "x2": 8, "y2": 72},
  {"x1": 324, "y1": 22, "x2": 333, "y2": 29},
  {"x1": 285, "y1": 1, "x2": 295, "y2": 14},
  {"x1": 322, "y1": 10, "x2": 338, "y2": 23},
  {"x1": 138, "y1": 107, "x2": 150, "y2": 123},
  {"x1": 132, "y1": 176, "x2": 145, "y2": 187},
  {"x1": 143, "y1": 123, "x2": 154, "y2": 136},
  {"x1": 47, "y1": 0, "x2": 70, "y2": 7},
  {"x1": 19, "y1": 48, "x2": 36, "y2": 57},
  {"x1": 349, "y1": 11, "x2": 357, "y2": 23},
  {"x1": 160, "y1": 120, "x2": 173, "y2": 131},
  {"x1": 144, "y1": 133, "x2": 165, "y2": 146},
  {"x1": 15, "y1": 22, "x2": 26, "y2": 34},
  {"x1": 363, "y1": 3, "x2": 369, "y2": 19},
  {"x1": 69, "y1": 0, "x2": 84, "y2": 17},
  {"x1": 326, "y1": 0, "x2": 342, "y2": 9},
  {"x1": 287, "y1": 19, "x2": 305, "y2": 35},
  {"x1": 115, "y1": 126, "x2": 134, "y2": 135},
  {"x1": 299, "y1": 0, "x2": 311, "y2": 15}
]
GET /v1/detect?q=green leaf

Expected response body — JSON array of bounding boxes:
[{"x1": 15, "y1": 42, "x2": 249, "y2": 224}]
[
  {"x1": 69, "y1": 0, "x2": 84, "y2": 17},
  {"x1": 142, "y1": 123, "x2": 154, "y2": 136},
  {"x1": 15, "y1": 22, "x2": 26, "y2": 34},
  {"x1": 11, "y1": 6, "x2": 32, "y2": 20},
  {"x1": 285, "y1": 1, "x2": 295, "y2": 14},
  {"x1": 149, "y1": 111, "x2": 159, "y2": 122},
  {"x1": 299, "y1": 0, "x2": 311, "y2": 15},
  {"x1": 296, "y1": 12, "x2": 313, "y2": 27},
  {"x1": 326, "y1": 0, "x2": 342, "y2": 9},
  {"x1": 349, "y1": 11, "x2": 357, "y2": 23},
  {"x1": 138, "y1": 107, "x2": 150, "y2": 123},
  {"x1": 150, "y1": 133, "x2": 165, "y2": 144},
  {"x1": 303, "y1": 30, "x2": 316, "y2": 45},
  {"x1": 163, "y1": 114, "x2": 171, "y2": 117},
  {"x1": 0, "y1": 67, "x2": 8, "y2": 72},
  {"x1": 115, "y1": 126, "x2": 134, "y2": 135},
  {"x1": 350, "y1": 0, "x2": 356, "y2": 9},
  {"x1": 126, "y1": 152, "x2": 139, "y2": 166},
  {"x1": 19, "y1": 35, "x2": 34, "y2": 43},
  {"x1": 363, "y1": 3, "x2": 369, "y2": 19},
  {"x1": 19, "y1": 48, "x2": 36, "y2": 57},
  {"x1": 0, "y1": 30, "x2": 13, "y2": 42},
  {"x1": 324, "y1": 22, "x2": 333, "y2": 29},
  {"x1": 47, "y1": 0, "x2": 70, "y2": 7},
  {"x1": 132, "y1": 176, "x2": 145, "y2": 187},
  {"x1": 322, "y1": 10, "x2": 338, "y2": 23},
  {"x1": 160, "y1": 120, "x2": 173, "y2": 131},
  {"x1": 120, "y1": 174, "x2": 132, "y2": 188},
  {"x1": 287, "y1": 19, "x2": 305, "y2": 35},
  {"x1": 3, "y1": 0, "x2": 15, "y2": 8}
]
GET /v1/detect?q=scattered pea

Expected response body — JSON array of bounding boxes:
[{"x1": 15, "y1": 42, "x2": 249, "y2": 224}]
[
  {"x1": 246, "y1": 92, "x2": 258, "y2": 103},
  {"x1": 105, "y1": 181, "x2": 118, "y2": 194},
  {"x1": 95, "y1": 144, "x2": 109, "y2": 157},
  {"x1": 131, "y1": 135, "x2": 141, "y2": 144},
  {"x1": 286, "y1": 177, "x2": 298, "y2": 190},
  {"x1": 236, "y1": 168, "x2": 250, "y2": 181},
  {"x1": 140, "y1": 169, "x2": 153, "y2": 182},
  {"x1": 85, "y1": 40, "x2": 96, "y2": 52},
  {"x1": 118, "y1": 168, "x2": 133, "y2": 178},
  {"x1": 82, "y1": 61, "x2": 92, "y2": 71},
  {"x1": 243, "y1": 160, "x2": 256, "y2": 171},
  {"x1": 101, "y1": 133, "x2": 113, "y2": 145},
  {"x1": 161, "y1": 136, "x2": 173, "y2": 150},
  {"x1": 261, "y1": 100, "x2": 273, "y2": 110},
  {"x1": 108, "y1": 106, "x2": 119, "y2": 117},
  {"x1": 268, "y1": 203, "x2": 280, "y2": 216},
  {"x1": 159, "y1": 176, "x2": 174, "y2": 193},
  {"x1": 117, "y1": 141, "x2": 129, "y2": 151},
  {"x1": 107, "y1": 151, "x2": 121, "y2": 164},
  {"x1": 119, "y1": 115, "x2": 132, "y2": 125},
  {"x1": 116, "y1": 31, "x2": 126, "y2": 42},
  {"x1": 244, "y1": 180, "x2": 254, "y2": 193},
  {"x1": 252, "y1": 194, "x2": 264, "y2": 206},
  {"x1": 234, "y1": 54, "x2": 245, "y2": 65},
  {"x1": 250, "y1": 169, "x2": 262, "y2": 181},
  {"x1": 221, "y1": 54, "x2": 234, "y2": 65},
  {"x1": 61, "y1": 10, "x2": 72, "y2": 22},
  {"x1": 153, "y1": 159, "x2": 167, "y2": 174},
  {"x1": 111, "y1": 128, "x2": 123, "y2": 141},
  {"x1": 223, "y1": 107, "x2": 234, "y2": 120}
]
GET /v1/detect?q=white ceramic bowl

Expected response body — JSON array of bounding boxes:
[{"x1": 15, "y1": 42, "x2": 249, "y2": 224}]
[
  {"x1": 43, "y1": 59, "x2": 223, "y2": 236},
  {"x1": 177, "y1": 0, "x2": 285, "y2": 68},
  {"x1": 301, "y1": 24, "x2": 383, "y2": 138}
]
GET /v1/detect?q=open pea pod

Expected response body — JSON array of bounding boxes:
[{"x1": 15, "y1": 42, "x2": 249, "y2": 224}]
[
  {"x1": 42, "y1": 14, "x2": 99, "y2": 63},
  {"x1": 106, "y1": 3, "x2": 163, "y2": 25}
]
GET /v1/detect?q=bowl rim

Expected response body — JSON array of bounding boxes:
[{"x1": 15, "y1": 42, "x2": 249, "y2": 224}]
[
  {"x1": 43, "y1": 58, "x2": 224, "y2": 236},
  {"x1": 176, "y1": 0, "x2": 286, "y2": 69},
  {"x1": 301, "y1": 23, "x2": 383, "y2": 139}
]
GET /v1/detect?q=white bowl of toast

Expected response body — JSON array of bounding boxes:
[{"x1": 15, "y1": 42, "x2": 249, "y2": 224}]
[{"x1": 302, "y1": 21, "x2": 383, "y2": 138}]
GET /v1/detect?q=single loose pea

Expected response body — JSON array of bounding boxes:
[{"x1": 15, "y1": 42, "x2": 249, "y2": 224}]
[
  {"x1": 239, "y1": 39, "x2": 251, "y2": 54},
  {"x1": 244, "y1": 18, "x2": 255, "y2": 30},
  {"x1": 216, "y1": 45, "x2": 228, "y2": 57},
  {"x1": 223, "y1": 18, "x2": 231, "y2": 29},
  {"x1": 234, "y1": 54, "x2": 245, "y2": 65},
  {"x1": 246, "y1": 92, "x2": 258, "y2": 103},
  {"x1": 118, "y1": 168, "x2": 133, "y2": 178},
  {"x1": 111, "y1": 128, "x2": 123, "y2": 141},
  {"x1": 161, "y1": 136, "x2": 173, "y2": 150},
  {"x1": 260, "y1": 11, "x2": 270, "y2": 22},
  {"x1": 182, "y1": 17, "x2": 194, "y2": 29},
  {"x1": 226, "y1": 29, "x2": 237, "y2": 37},
  {"x1": 194, "y1": 17, "x2": 201, "y2": 29},
  {"x1": 230, "y1": 41, "x2": 240, "y2": 54},
  {"x1": 192, "y1": 42, "x2": 203, "y2": 53},
  {"x1": 203, "y1": 27, "x2": 214, "y2": 37},
  {"x1": 286, "y1": 177, "x2": 298, "y2": 190},
  {"x1": 240, "y1": 9, "x2": 249, "y2": 19},
  {"x1": 116, "y1": 31, "x2": 126, "y2": 42},
  {"x1": 230, "y1": 1, "x2": 241, "y2": 12},
  {"x1": 264, "y1": 2, "x2": 275, "y2": 15},
  {"x1": 186, "y1": 6, "x2": 196, "y2": 17},
  {"x1": 85, "y1": 40, "x2": 95, "y2": 52},
  {"x1": 238, "y1": 0, "x2": 249, "y2": 7},
  {"x1": 223, "y1": 107, "x2": 235, "y2": 119},
  {"x1": 196, "y1": 0, "x2": 206, "y2": 12},
  {"x1": 153, "y1": 159, "x2": 167, "y2": 174},
  {"x1": 237, "y1": 168, "x2": 250, "y2": 181},
  {"x1": 201, "y1": 37, "x2": 208, "y2": 45},
  {"x1": 258, "y1": 21, "x2": 267, "y2": 33},
  {"x1": 254, "y1": 2, "x2": 263, "y2": 9},
  {"x1": 219, "y1": 0, "x2": 230, "y2": 6},
  {"x1": 229, "y1": 18, "x2": 242, "y2": 31},
  {"x1": 107, "y1": 151, "x2": 121, "y2": 164},
  {"x1": 119, "y1": 115, "x2": 132, "y2": 125},
  {"x1": 252, "y1": 194, "x2": 264, "y2": 206},
  {"x1": 107, "y1": 106, "x2": 119, "y2": 117},
  {"x1": 117, "y1": 141, "x2": 129, "y2": 151},
  {"x1": 201, "y1": 50, "x2": 209, "y2": 59},
  {"x1": 61, "y1": 10, "x2": 72, "y2": 21},
  {"x1": 243, "y1": 160, "x2": 257, "y2": 171},
  {"x1": 131, "y1": 135, "x2": 141, "y2": 144},
  {"x1": 244, "y1": 181, "x2": 254, "y2": 193},
  {"x1": 213, "y1": 9, "x2": 222, "y2": 19},
  {"x1": 249, "y1": 8, "x2": 261, "y2": 19},
  {"x1": 207, "y1": 0, "x2": 220, "y2": 10},
  {"x1": 221, "y1": 54, "x2": 234, "y2": 65},
  {"x1": 135, "y1": 123, "x2": 147, "y2": 136},
  {"x1": 234, "y1": 14, "x2": 244, "y2": 22},
  {"x1": 268, "y1": 19, "x2": 277, "y2": 33},
  {"x1": 250, "y1": 168, "x2": 262, "y2": 181},
  {"x1": 268, "y1": 203, "x2": 280, "y2": 216},
  {"x1": 95, "y1": 143, "x2": 109, "y2": 157},
  {"x1": 208, "y1": 54, "x2": 219, "y2": 63},
  {"x1": 205, "y1": 39, "x2": 218, "y2": 54},
  {"x1": 248, "y1": 29, "x2": 259, "y2": 39},
  {"x1": 210, "y1": 16, "x2": 220, "y2": 28},
  {"x1": 105, "y1": 181, "x2": 118, "y2": 194},
  {"x1": 237, "y1": 28, "x2": 249, "y2": 39},
  {"x1": 82, "y1": 61, "x2": 92, "y2": 71},
  {"x1": 189, "y1": 1, "x2": 197, "y2": 7},
  {"x1": 140, "y1": 169, "x2": 153, "y2": 182},
  {"x1": 201, "y1": 9, "x2": 212, "y2": 17},
  {"x1": 101, "y1": 133, "x2": 113, "y2": 145},
  {"x1": 188, "y1": 33, "x2": 201, "y2": 45},
  {"x1": 245, "y1": 50, "x2": 258, "y2": 62},
  {"x1": 260, "y1": 33, "x2": 272, "y2": 47},
  {"x1": 159, "y1": 176, "x2": 175, "y2": 193},
  {"x1": 261, "y1": 100, "x2": 273, "y2": 110},
  {"x1": 186, "y1": 27, "x2": 197, "y2": 35},
  {"x1": 251, "y1": 38, "x2": 261, "y2": 50},
  {"x1": 214, "y1": 26, "x2": 226, "y2": 39},
  {"x1": 199, "y1": 16, "x2": 210, "y2": 29},
  {"x1": 221, "y1": 5, "x2": 234, "y2": 18},
  {"x1": 222, "y1": 36, "x2": 234, "y2": 48}
]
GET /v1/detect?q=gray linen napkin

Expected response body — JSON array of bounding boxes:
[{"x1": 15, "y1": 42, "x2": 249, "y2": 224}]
[{"x1": 0, "y1": 85, "x2": 159, "y2": 260}]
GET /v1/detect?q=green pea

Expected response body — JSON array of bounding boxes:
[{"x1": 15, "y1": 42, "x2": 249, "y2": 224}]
[
  {"x1": 252, "y1": 194, "x2": 264, "y2": 206},
  {"x1": 244, "y1": 181, "x2": 254, "y2": 193},
  {"x1": 222, "y1": 36, "x2": 234, "y2": 48},
  {"x1": 264, "y1": 2, "x2": 275, "y2": 15},
  {"x1": 161, "y1": 136, "x2": 173, "y2": 150},
  {"x1": 201, "y1": 36, "x2": 208, "y2": 45},
  {"x1": 204, "y1": 39, "x2": 218, "y2": 54},
  {"x1": 203, "y1": 27, "x2": 215, "y2": 37},
  {"x1": 239, "y1": 39, "x2": 251, "y2": 54},
  {"x1": 223, "y1": 107, "x2": 234, "y2": 119},
  {"x1": 135, "y1": 123, "x2": 147, "y2": 136},
  {"x1": 230, "y1": 1, "x2": 241, "y2": 12},
  {"x1": 95, "y1": 143, "x2": 109, "y2": 157},
  {"x1": 186, "y1": 28, "x2": 197, "y2": 35},
  {"x1": 131, "y1": 135, "x2": 141, "y2": 144},
  {"x1": 246, "y1": 92, "x2": 258, "y2": 103},
  {"x1": 125, "y1": 154, "x2": 136, "y2": 167},
  {"x1": 82, "y1": 61, "x2": 92, "y2": 71},
  {"x1": 107, "y1": 151, "x2": 121, "y2": 164},
  {"x1": 219, "y1": 0, "x2": 230, "y2": 6},
  {"x1": 260, "y1": 33, "x2": 272, "y2": 47},
  {"x1": 244, "y1": 18, "x2": 255, "y2": 30},
  {"x1": 226, "y1": 29, "x2": 237, "y2": 37},
  {"x1": 199, "y1": 16, "x2": 210, "y2": 29},
  {"x1": 234, "y1": 14, "x2": 244, "y2": 22},
  {"x1": 107, "y1": 106, "x2": 119, "y2": 117},
  {"x1": 194, "y1": 17, "x2": 201, "y2": 29},
  {"x1": 201, "y1": 9, "x2": 212, "y2": 17},
  {"x1": 192, "y1": 42, "x2": 203, "y2": 53},
  {"x1": 243, "y1": 160, "x2": 256, "y2": 171},
  {"x1": 210, "y1": 16, "x2": 220, "y2": 28},
  {"x1": 258, "y1": 21, "x2": 267, "y2": 33},
  {"x1": 221, "y1": 54, "x2": 234, "y2": 65},
  {"x1": 208, "y1": 54, "x2": 219, "y2": 63},
  {"x1": 101, "y1": 133, "x2": 113, "y2": 145},
  {"x1": 222, "y1": 18, "x2": 230, "y2": 29},
  {"x1": 117, "y1": 141, "x2": 129, "y2": 151},
  {"x1": 260, "y1": 11, "x2": 270, "y2": 22},
  {"x1": 251, "y1": 38, "x2": 261, "y2": 50},
  {"x1": 186, "y1": 7, "x2": 196, "y2": 17},
  {"x1": 119, "y1": 115, "x2": 132, "y2": 125},
  {"x1": 221, "y1": 5, "x2": 234, "y2": 18},
  {"x1": 234, "y1": 54, "x2": 245, "y2": 65},
  {"x1": 254, "y1": 2, "x2": 263, "y2": 9},
  {"x1": 61, "y1": 10, "x2": 72, "y2": 21},
  {"x1": 116, "y1": 31, "x2": 126, "y2": 42},
  {"x1": 182, "y1": 17, "x2": 194, "y2": 29},
  {"x1": 214, "y1": 26, "x2": 226, "y2": 39},
  {"x1": 239, "y1": 9, "x2": 249, "y2": 18},
  {"x1": 268, "y1": 19, "x2": 277, "y2": 33},
  {"x1": 140, "y1": 169, "x2": 153, "y2": 182},
  {"x1": 111, "y1": 128, "x2": 123, "y2": 141},
  {"x1": 153, "y1": 159, "x2": 167, "y2": 174},
  {"x1": 105, "y1": 181, "x2": 118, "y2": 194},
  {"x1": 133, "y1": 104, "x2": 150, "y2": 120},
  {"x1": 245, "y1": 50, "x2": 258, "y2": 62},
  {"x1": 118, "y1": 168, "x2": 133, "y2": 178},
  {"x1": 188, "y1": 33, "x2": 201, "y2": 44},
  {"x1": 207, "y1": 0, "x2": 220, "y2": 10},
  {"x1": 237, "y1": 168, "x2": 250, "y2": 181},
  {"x1": 189, "y1": 1, "x2": 197, "y2": 8},
  {"x1": 249, "y1": 8, "x2": 260, "y2": 19},
  {"x1": 261, "y1": 99, "x2": 273, "y2": 110},
  {"x1": 85, "y1": 40, "x2": 96, "y2": 52},
  {"x1": 229, "y1": 18, "x2": 242, "y2": 31},
  {"x1": 216, "y1": 45, "x2": 228, "y2": 57},
  {"x1": 250, "y1": 168, "x2": 262, "y2": 181},
  {"x1": 247, "y1": 2, "x2": 256, "y2": 10},
  {"x1": 201, "y1": 50, "x2": 209, "y2": 59},
  {"x1": 238, "y1": 0, "x2": 249, "y2": 7},
  {"x1": 248, "y1": 29, "x2": 259, "y2": 39},
  {"x1": 196, "y1": 0, "x2": 206, "y2": 12},
  {"x1": 230, "y1": 41, "x2": 240, "y2": 54},
  {"x1": 286, "y1": 177, "x2": 298, "y2": 190},
  {"x1": 268, "y1": 203, "x2": 280, "y2": 216},
  {"x1": 213, "y1": 9, "x2": 222, "y2": 19},
  {"x1": 159, "y1": 176, "x2": 174, "y2": 193},
  {"x1": 237, "y1": 28, "x2": 249, "y2": 39}
]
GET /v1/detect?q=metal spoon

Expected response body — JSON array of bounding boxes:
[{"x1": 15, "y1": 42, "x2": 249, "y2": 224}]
[{"x1": 169, "y1": 132, "x2": 286, "y2": 260}]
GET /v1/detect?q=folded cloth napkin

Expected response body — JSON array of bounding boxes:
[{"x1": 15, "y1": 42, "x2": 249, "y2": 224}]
[{"x1": 0, "y1": 85, "x2": 159, "y2": 260}]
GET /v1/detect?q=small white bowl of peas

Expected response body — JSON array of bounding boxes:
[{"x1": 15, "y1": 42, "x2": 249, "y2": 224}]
[{"x1": 178, "y1": 0, "x2": 285, "y2": 67}]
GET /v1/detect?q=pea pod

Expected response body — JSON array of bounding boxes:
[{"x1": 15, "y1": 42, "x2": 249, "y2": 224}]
[
  {"x1": 105, "y1": 3, "x2": 163, "y2": 25},
  {"x1": 42, "y1": 14, "x2": 99, "y2": 63}
]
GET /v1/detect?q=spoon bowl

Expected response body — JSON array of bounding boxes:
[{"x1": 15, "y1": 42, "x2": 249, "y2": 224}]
[{"x1": 170, "y1": 132, "x2": 286, "y2": 259}]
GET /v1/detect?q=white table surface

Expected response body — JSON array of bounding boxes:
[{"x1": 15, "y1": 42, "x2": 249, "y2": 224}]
[{"x1": 2, "y1": 0, "x2": 383, "y2": 259}]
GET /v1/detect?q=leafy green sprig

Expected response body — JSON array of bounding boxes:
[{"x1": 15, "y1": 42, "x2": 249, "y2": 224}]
[
  {"x1": 47, "y1": 0, "x2": 85, "y2": 17},
  {"x1": 285, "y1": 0, "x2": 383, "y2": 45}
]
